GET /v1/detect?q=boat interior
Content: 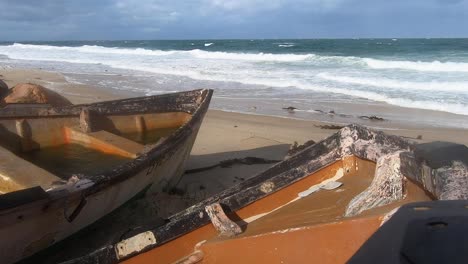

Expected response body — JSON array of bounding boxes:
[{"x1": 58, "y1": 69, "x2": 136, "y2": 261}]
[
  {"x1": 124, "y1": 156, "x2": 433, "y2": 264},
  {"x1": 0, "y1": 111, "x2": 192, "y2": 195}
]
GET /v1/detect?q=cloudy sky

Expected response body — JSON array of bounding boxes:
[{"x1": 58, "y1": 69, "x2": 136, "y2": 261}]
[{"x1": 0, "y1": 0, "x2": 467, "y2": 40}]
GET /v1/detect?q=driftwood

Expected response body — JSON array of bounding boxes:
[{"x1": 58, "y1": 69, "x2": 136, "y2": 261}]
[
  {"x1": 359, "y1": 115, "x2": 385, "y2": 121},
  {"x1": 282, "y1": 106, "x2": 297, "y2": 111},
  {"x1": 185, "y1": 157, "x2": 281, "y2": 174},
  {"x1": 314, "y1": 124, "x2": 345, "y2": 130}
]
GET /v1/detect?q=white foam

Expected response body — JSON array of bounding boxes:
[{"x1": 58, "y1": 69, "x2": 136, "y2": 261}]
[
  {"x1": 0, "y1": 43, "x2": 467, "y2": 116},
  {"x1": 1, "y1": 43, "x2": 315, "y2": 62},
  {"x1": 364, "y1": 58, "x2": 468, "y2": 72},
  {"x1": 317, "y1": 72, "x2": 468, "y2": 93},
  {"x1": 204, "y1": 43, "x2": 213, "y2": 47},
  {"x1": 187, "y1": 49, "x2": 313, "y2": 62}
]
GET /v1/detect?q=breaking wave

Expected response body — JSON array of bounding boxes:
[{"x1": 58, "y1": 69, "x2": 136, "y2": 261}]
[
  {"x1": 317, "y1": 72, "x2": 468, "y2": 93},
  {"x1": 364, "y1": 58, "x2": 468, "y2": 72},
  {"x1": 0, "y1": 42, "x2": 467, "y2": 116}
]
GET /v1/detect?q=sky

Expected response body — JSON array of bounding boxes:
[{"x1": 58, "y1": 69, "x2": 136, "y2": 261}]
[{"x1": 0, "y1": 0, "x2": 467, "y2": 40}]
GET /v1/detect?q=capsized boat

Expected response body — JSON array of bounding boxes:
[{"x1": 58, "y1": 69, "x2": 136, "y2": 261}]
[
  {"x1": 63, "y1": 124, "x2": 468, "y2": 264},
  {"x1": 0, "y1": 89, "x2": 213, "y2": 264}
]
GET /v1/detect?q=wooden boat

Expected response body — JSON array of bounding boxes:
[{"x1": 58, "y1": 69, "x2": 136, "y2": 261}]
[
  {"x1": 61, "y1": 124, "x2": 468, "y2": 264},
  {"x1": 0, "y1": 89, "x2": 213, "y2": 264}
]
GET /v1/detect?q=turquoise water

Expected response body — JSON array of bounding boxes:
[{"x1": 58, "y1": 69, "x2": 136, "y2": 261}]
[
  {"x1": 1, "y1": 39, "x2": 467, "y2": 60},
  {"x1": 1, "y1": 39, "x2": 467, "y2": 127}
]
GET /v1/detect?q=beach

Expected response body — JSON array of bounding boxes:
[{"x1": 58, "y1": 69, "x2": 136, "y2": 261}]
[
  {"x1": 2, "y1": 66, "x2": 468, "y2": 216},
  {"x1": 1, "y1": 66, "x2": 468, "y2": 261}
]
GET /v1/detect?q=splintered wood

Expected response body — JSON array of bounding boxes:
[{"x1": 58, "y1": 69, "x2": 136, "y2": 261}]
[{"x1": 205, "y1": 203, "x2": 242, "y2": 237}]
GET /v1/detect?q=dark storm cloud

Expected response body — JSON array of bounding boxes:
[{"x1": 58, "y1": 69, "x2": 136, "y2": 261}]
[{"x1": 0, "y1": 0, "x2": 467, "y2": 40}]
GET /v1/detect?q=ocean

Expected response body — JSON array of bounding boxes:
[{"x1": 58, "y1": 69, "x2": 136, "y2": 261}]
[{"x1": 0, "y1": 39, "x2": 467, "y2": 128}]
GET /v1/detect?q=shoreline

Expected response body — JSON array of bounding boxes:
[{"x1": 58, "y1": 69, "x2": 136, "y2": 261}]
[
  {"x1": 2, "y1": 54, "x2": 468, "y2": 130},
  {"x1": 1, "y1": 67, "x2": 467, "y2": 139}
]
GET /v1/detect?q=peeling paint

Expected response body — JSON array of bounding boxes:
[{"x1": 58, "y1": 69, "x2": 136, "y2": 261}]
[
  {"x1": 259, "y1": 181, "x2": 275, "y2": 193},
  {"x1": 115, "y1": 231, "x2": 157, "y2": 259}
]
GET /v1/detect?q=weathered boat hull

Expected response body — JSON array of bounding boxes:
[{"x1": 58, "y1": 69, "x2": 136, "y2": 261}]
[
  {"x1": 62, "y1": 124, "x2": 468, "y2": 264},
  {"x1": 0, "y1": 89, "x2": 212, "y2": 264}
]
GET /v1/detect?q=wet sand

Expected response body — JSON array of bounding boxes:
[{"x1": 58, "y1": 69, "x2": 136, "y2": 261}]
[{"x1": 2, "y1": 67, "x2": 468, "y2": 262}]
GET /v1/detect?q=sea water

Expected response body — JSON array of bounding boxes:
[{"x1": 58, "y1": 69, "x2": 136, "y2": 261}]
[
  {"x1": 1, "y1": 39, "x2": 467, "y2": 128},
  {"x1": 21, "y1": 143, "x2": 131, "y2": 179}
]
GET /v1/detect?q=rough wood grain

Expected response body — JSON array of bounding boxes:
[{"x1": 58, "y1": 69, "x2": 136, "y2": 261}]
[
  {"x1": 15, "y1": 119, "x2": 35, "y2": 152},
  {"x1": 80, "y1": 108, "x2": 93, "y2": 133},
  {"x1": 345, "y1": 152, "x2": 406, "y2": 217},
  {"x1": 205, "y1": 203, "x2": 242, "y2": 237}
]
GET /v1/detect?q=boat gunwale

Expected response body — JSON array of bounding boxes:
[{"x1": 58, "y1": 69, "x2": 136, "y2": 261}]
[{"x1": 0, "y1": 89, "x2": 213, "y2": 217}]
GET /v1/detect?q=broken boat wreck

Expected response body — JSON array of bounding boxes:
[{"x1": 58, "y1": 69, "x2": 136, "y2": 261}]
[
  {"x1": 63, "y1": 124, "x2": 468, "y2": 264},
  {"x1": 0, "y1": 89, "x2": 213, "y2": 264}
]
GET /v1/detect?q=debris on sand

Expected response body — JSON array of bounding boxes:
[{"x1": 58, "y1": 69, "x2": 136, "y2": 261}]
[
  {"x1": 282, "y1": 106, "x2": 297, "y2": 113},
  {"x1": 359, "y1": 115, "x2": 385, "y2": 121},
  {"x1": 185, "y1": 157, "x2": 281, "y2": 174},
  {"x1": 314, "y1": 124, "x2": 345, "y2": 130}
]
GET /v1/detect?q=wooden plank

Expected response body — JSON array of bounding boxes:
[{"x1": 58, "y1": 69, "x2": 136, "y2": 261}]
[
  {"x1": 0, "y1": 145, "x2": 61, "y2": 193},
  {"x1": 64, "y1": 127, "x2": 145, "y2": 159}
]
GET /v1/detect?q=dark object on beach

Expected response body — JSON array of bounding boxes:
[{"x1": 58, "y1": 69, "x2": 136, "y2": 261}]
[
  {"x1": 359, "y1": 115, "x2": 385, "y2": 121},
  {"x1": 282, "y1": 106, "x2": 297, "y2": 110},
  {"x1": 314, "y1": 109, "x2": 325, "y2": 114},
  {"x1": 286, "y1": 139, "x2": 316, "y2": 158},
  {"x1": 315, "y1": 124, "x2": 345, "y2": 130},
  {"x1": 417, "y1": 135, "x2": 423, "y2": 140},
  {"x1": 59, "y1": 125, "x2": 468, "y2": 264},
  {"x1": 2, "y1": 83, "x2": 72, "y2": 107},
  {"x1": 0, "y1": 79, "x2": 8, "y2": 98},
  {"x1": 0, "y1": 89, "x2": 212, "y2": 264},
  {"x1": 328, "y1": 110, "x2": 335, "y2": 114},
  {"x1": 185, "y1": 156, "x2": 281, "y2": 174},
  {"x1": 282, "y1": 106, "x2": 297, "y2": 113}
]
